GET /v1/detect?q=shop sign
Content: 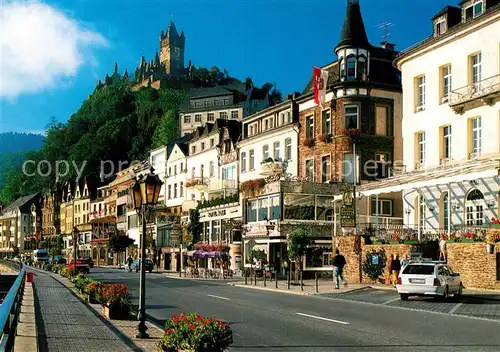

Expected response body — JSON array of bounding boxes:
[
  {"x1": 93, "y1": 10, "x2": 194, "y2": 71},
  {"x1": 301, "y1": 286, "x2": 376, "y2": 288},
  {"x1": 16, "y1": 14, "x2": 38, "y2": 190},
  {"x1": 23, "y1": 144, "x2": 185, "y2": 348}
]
[
  {"x1": 208, "y1": 209, "x2": 227, "y2": 218},
  {"x1": 340, "y1": 205, "x2": 356, "y2": 228}
]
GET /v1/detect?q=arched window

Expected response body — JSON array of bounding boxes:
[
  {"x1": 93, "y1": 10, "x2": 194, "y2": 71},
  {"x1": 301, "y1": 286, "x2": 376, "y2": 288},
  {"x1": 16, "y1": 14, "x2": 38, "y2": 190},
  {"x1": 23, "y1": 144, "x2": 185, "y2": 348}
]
[
  {"x1": 466, "y1": 189, "x2": 484, "y2": 226},
  {"x1": 358, "y1": 57, "x2": 367, "y2": 80},
  {"x1": 347, "y1": 57, "x2": 356, "y2": 81}
]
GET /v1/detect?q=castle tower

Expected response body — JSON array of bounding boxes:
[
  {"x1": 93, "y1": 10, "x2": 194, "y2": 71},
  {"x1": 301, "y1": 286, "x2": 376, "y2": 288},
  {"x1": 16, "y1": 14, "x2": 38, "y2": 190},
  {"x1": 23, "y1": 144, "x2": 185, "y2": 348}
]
[{"x1": 160, "y1": 20, "x2": 185, "y2": 75}]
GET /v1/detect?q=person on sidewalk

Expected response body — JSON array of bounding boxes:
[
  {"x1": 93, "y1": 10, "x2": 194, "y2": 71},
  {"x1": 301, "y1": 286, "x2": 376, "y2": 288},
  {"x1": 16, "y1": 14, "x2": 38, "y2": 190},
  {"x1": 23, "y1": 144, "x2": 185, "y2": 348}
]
[
  {"x1": 333, "y1": 249, "x2": 346, "y2": 289},
  {"x1": 391, "y1": 254, "x2": 401, "y2": 286},
  {"x1": 126, "y1": 255, "x2": 133, "y2": 272}
]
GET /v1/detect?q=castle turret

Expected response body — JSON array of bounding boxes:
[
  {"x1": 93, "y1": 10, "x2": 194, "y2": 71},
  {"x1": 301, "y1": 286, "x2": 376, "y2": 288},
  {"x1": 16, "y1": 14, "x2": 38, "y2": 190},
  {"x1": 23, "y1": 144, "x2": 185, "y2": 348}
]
[
  {"x1": 334, "y1": 0, "x2": 370, "y2": 83},
  {"x1": 160, "y1": 20, "x2": 185, "y2": 75}
]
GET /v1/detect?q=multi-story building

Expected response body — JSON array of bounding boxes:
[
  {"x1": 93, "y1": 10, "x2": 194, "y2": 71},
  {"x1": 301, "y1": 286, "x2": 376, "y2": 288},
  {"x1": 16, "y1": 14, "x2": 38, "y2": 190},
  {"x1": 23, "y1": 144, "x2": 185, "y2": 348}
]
[
  {"x1": 40, "y1": 189, "x2": 61, "y2": 249},
  {"x1": 196, "y1": 119, "x2": 242, "y2": 269},
  {"x1": 297, "y1": 0, "x2": 404, "y2": 233},
  {"x1": 61, "y1": 182, "x2": 75, "y2": 255},
  {"x1": 178, "y1": 80, "x2": 269, "y2": 136},
  {"x1": 73, "y1": 179, "x2": 94, "y2": 258},
  {"x1": 89, "y1": 184, "x2": 116, "y2": 264},
  {"x1": 0, "y1": 194, "x2": 39, "y2": 255},
  {"x1": 359, "y1": 0, "x2": 500, "y2": 238}
]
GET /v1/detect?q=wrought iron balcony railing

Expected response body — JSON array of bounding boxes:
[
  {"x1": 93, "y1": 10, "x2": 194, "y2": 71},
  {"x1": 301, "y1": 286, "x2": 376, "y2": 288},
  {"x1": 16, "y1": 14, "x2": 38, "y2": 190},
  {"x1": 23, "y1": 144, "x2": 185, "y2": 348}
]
[{"x1": 449, "y1": 74, "x2": 500, "y2": 107}]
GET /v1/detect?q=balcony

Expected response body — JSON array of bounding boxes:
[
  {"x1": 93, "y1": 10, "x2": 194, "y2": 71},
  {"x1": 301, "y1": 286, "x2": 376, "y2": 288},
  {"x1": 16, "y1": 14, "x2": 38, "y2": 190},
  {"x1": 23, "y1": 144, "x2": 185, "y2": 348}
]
[
  {"x1": 449, "y1": 74, "x2": 500, "y2": 114},
  {"x1": 186, "y1": 177, "x2": 209, "y2": 190},
  {"x1": 259, "y1": 159, "x2": 284, "y2": 177},
  {"x1": 208, "y1": 179, "x2": 238, "y2": 194}
]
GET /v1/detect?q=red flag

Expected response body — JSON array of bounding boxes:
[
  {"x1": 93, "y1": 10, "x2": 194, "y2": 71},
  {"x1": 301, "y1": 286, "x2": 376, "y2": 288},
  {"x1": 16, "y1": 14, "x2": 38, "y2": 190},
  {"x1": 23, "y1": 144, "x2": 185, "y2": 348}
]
[{"x1": 313, "y1": 67, "x2": 329, "y2": 108}]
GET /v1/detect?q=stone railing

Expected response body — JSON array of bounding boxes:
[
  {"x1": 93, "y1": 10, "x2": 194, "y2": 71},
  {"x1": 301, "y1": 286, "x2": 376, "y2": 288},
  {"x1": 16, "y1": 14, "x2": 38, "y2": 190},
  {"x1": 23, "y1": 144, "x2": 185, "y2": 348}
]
[{"x1": 449, "y1": 74, "x2": 500, "y2": 106}]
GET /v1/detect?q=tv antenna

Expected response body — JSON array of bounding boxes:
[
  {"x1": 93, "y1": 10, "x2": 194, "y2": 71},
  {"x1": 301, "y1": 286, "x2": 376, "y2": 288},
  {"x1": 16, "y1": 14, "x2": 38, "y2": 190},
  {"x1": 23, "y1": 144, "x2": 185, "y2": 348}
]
[{"x1": 376, "y1": 22, "x2": 396, "y2": 41}]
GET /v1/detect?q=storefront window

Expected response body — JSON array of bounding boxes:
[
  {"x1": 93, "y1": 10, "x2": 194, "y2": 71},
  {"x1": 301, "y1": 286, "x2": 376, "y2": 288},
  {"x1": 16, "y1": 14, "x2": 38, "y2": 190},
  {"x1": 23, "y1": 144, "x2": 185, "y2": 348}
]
[
  {"x1": 247, "y1": 200, "x2": 257, "y2": 222},
  {"x1": 305, "y1": 245, "x2": 332, "y2": 268},
  {"x1": 212, "y1": 220, "x2": 221, "y2": 243},
  {"x1": 284, "y1": 194, "x2": 315, "y2": 220},
  {"x1": 269, "y1": 195, "x2": 280, "y2": 220},
  {"x1": 258, "y1": 198, "x2": 269, "y2": 221},
  {"x1": 316, "y1": 196, "x2": 335, "y2": 221}
]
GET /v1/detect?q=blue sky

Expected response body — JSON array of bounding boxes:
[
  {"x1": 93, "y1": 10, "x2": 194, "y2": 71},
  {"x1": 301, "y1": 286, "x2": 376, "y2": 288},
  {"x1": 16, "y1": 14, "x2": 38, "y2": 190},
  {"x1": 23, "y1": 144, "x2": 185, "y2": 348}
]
[{"x1": 0, "y1": 0, "x2": 454, "y2": 135}]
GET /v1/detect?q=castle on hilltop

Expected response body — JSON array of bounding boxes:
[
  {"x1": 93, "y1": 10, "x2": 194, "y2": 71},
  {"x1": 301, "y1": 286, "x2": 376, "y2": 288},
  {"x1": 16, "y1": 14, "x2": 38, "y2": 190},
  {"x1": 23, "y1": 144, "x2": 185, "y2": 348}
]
[{"x1": 131, "y1": 20, "x2": 193, "y2": 91}]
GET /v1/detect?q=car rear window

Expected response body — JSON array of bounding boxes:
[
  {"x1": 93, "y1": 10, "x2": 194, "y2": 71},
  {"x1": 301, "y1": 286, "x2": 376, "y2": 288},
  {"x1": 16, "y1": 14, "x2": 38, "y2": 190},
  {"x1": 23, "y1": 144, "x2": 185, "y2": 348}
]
[{"x1": 402, "y1": 265, "x2": 434, "y2": 275}]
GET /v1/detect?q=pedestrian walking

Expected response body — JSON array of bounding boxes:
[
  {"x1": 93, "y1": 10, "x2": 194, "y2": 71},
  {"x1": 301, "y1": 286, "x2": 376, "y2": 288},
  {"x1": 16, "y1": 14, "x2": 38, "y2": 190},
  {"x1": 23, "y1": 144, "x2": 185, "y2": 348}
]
[
  {"x1": 126, "y1": 255, "x2": 133, "y2": 272},
  {"x1": 391, "y1": 254, "x2": 401, "y2": 286},
  {"x1": 333, "y1": 249, "x2": 346, "y2": 289}
]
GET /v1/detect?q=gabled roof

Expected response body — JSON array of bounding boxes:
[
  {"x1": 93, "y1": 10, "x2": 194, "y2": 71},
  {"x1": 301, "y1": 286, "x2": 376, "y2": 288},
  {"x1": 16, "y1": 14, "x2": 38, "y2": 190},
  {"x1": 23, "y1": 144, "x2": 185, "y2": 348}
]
[
  {"x1": 167, "y1": 134, "x2": 192, "y2": 158},
  {"x1": 431, "y1": 5, "x2": 461, "y2": 20},
  {"x1": 2, "y1": 193, "x2": 38, "y2": 213}
]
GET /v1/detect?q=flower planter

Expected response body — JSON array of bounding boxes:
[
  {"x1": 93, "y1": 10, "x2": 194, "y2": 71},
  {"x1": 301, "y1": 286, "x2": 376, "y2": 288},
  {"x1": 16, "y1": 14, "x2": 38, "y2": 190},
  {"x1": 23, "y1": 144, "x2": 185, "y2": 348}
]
[
  {"x1": 389, "y1": 241, "x2": 399, "y2": 245},
  {"x1": 404, "y1": 240, "x2": 419, "y2": 245},
  {"x1": 460, "y1": 239, "x2": 474, "y2": 243},
  {"x1": 86, "y1": 292, "x2": 97, "y2": 304},
  {"x1": 373, "y1": 240, "x2": 383, "y2": 245},
  {"x1": 102, "y1": 304, "x2": 127, "y2": 320}
]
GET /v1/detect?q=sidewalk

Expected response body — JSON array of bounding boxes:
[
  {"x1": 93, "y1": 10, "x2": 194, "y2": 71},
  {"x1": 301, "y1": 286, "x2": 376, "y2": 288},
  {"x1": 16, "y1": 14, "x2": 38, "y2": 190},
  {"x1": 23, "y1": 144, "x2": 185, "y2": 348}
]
[
  {"x1": 30, "y1": 269, "x2": 141, "y2": 352},
  {"x1": 229, "y1": 277, "x2": 367, "y2": 295}
]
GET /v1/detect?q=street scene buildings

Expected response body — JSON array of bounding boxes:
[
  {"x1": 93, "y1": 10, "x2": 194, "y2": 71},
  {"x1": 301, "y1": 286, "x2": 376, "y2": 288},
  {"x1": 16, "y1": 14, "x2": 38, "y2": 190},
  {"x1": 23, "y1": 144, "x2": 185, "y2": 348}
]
[{"x1": 1, "y1": 0, "x2": 499, "y2": 293}]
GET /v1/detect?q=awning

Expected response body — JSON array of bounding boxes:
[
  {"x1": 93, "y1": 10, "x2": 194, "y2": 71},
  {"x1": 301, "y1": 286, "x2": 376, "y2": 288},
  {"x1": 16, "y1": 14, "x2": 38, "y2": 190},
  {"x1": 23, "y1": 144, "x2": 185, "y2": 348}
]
[
  {"x1": 353, "y1": 157, "x2": 500, "y2": 197},
  {"x1": 184, "y1": 250, "x2": 229, "y2": 258}
]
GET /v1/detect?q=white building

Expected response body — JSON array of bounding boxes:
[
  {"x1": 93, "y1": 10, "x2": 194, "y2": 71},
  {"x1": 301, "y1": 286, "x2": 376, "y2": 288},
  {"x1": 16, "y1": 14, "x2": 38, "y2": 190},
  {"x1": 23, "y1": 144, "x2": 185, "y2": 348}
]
[
  {"x1": 178, "y1": 80, "x2": 270, "y2": 136},
  {"x1": 238, "y1": 96, "x2": 301, "y2": 185},
  {"x1": 359, "y1": 0, "x2": 500, "y2": 238}
]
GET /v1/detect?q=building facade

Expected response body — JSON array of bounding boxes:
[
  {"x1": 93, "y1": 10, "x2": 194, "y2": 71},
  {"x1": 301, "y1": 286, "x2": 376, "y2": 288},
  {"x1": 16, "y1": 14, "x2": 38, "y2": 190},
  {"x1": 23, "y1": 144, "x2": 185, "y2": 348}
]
[{"x1": 359, "y1": 0, "x2": 500, "y2": 239}]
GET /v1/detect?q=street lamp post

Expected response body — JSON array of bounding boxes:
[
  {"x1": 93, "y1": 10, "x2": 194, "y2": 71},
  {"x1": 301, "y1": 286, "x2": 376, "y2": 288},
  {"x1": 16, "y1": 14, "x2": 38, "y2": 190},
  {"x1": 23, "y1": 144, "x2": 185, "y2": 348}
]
[
  {"x1": 73, "y1": 227, "x2": 79, "y2": 270},
  {"x1": 131, "y1": 169, "x2": 163, "y2": 339}
]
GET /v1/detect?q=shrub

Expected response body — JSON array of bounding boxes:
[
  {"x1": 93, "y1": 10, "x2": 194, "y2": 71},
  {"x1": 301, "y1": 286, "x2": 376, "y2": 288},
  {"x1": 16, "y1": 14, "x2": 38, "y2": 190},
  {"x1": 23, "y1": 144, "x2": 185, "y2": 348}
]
[
  {"x1": 43, "y1": 263, "x2": 53, "y2": 272},
  {"x1": 86, "y1": 281, "x2": 104, "y2": 302},
  {"x1": 59, "y1": 267, "x2": 69, "y2": 277},
  {"x1": 99, "y1": 283, "x2": 131, "y2": 313},
  {"x1": 74, "y1": 276, "x2": 95, "y2": 294},
  {"x1": 159, "y1": 313, "x2": 233, "y2": 352}
]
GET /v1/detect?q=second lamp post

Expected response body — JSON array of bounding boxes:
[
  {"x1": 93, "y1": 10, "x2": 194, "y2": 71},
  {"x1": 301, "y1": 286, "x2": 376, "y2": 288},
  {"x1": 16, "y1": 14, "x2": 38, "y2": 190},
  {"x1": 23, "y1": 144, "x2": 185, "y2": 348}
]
[{"x1": 131, "y1": 169, "x2": 163, "y2": 339}]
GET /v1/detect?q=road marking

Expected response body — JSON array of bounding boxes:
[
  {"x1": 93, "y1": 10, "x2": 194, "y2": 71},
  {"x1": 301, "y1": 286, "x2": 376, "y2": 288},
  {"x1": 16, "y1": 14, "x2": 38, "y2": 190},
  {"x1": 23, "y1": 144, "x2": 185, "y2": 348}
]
[
  {"x1": 207, "y1": 294, "x2": 230, "y2": 301},
  {"x1": 449, "y1": 302, "x2": 463, "y2": 314},
  {"x1": 295, "y1": 312, "x2": 350, "y2": 325},
  {"x1": 382, "y1": 297, "x2": 401, "y2": 305}
]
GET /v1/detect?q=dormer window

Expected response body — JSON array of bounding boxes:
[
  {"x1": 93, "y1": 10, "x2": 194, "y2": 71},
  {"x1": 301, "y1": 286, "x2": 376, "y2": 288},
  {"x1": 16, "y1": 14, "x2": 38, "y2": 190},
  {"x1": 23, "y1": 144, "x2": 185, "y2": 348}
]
[
  {"x1": 434, "y1": 20, "x2": 446, "y2": 36},
  {"x1": 465, "y1": 0, "x2": 483, "y2": 21}
]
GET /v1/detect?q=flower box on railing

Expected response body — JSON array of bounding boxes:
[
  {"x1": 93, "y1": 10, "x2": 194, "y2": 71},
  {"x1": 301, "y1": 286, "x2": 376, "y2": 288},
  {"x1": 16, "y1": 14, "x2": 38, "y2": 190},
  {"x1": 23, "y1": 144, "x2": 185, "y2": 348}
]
[
  {"x1": 302, "y1": 138, "x2": 315, "y2": 148},
  {"x1": 260, "y1": 158, "x2": 283, "y2": 176}
]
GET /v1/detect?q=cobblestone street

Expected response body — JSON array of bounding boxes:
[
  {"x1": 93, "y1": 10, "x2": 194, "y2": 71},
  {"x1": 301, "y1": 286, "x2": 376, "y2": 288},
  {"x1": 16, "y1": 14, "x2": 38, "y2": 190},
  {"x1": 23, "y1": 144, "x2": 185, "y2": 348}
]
[
  {"x1": 32, "y1": 270, "x2": 139, "y2": 352},
  {"x1": 323, "y1": 288, "x2": 500, "y2": 321}
]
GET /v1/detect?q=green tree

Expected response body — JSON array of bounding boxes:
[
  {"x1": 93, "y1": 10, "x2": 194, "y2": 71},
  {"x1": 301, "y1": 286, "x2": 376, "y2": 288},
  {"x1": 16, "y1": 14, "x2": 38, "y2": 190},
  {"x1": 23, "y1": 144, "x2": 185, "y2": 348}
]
[
  {"x1": 108, "y1": 234, "x2": 135, "y2": 268},
  {"x1": 187, "y1": 209, "x2": 202, "y2": 245},
  {"x1": 287, "y1": 227, "x2": 310, "y2": 282},
  {"x1": 49, "y1": 234, "x2": 64, "y2": 257},
  {"x1": 151, "y1": 110, "x2": 178, "y2": 148}
]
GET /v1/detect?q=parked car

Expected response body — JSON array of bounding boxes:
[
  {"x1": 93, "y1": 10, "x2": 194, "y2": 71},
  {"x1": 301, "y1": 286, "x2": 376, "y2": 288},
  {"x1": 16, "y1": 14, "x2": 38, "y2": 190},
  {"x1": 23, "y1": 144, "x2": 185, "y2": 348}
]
[
  {"x1": 129, "y1": 259, "x2": 153, "y2": 273},
  {"x1": 79, "y1": 257, "x2": 94, "y2": 268},
  {"x1": 68, "y1": 259, "x2": 90, "y2": 274},
  {"x1": 396, "y1": 261, "x2": 463, "y2": 300},
  {"x1": 50, "y1": 256, "x2": 66, "y2": 265}
]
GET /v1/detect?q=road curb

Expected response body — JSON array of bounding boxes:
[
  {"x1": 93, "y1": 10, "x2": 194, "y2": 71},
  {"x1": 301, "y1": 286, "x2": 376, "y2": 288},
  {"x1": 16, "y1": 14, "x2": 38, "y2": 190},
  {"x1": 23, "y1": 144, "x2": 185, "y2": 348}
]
[{"x1": 229, "y1": 283, "x2": 313, "y2": 296}]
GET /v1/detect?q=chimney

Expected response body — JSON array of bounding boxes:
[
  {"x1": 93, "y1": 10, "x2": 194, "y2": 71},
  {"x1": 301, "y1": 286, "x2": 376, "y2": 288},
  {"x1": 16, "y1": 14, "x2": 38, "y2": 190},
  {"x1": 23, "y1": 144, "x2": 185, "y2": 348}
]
[
  {"x1": 286, "y1": 94, "x2": 292, "y2": 101},
  {"x1": 292, "y1": 92, "x2": 301, "y2": 100},
  {"x1": 381, "y1": 41, "x2": 396, "y2": 52}
]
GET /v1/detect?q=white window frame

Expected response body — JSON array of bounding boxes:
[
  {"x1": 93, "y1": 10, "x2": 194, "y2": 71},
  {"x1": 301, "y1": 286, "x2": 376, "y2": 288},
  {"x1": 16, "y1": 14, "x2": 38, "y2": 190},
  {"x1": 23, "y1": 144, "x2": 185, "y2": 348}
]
[
  {"x1": 183, "y1": 115, "x2": 191, "y2": 124},
  {"x1": 442, "y1": 65, "x2": 452, "y2": 100},
  {"x1": 231, "y1": 110, "x2": 239, "y2": 119},
  {"x1": 241, "y1": 152, "x2": 247, "y2": 172},
  {"x1": 220, "y1": 111, "x2": 228, "y2": 119},
  {"x1": 195, "y1": 114, "x2": 202, "y2": 123},
  {"x1": 285, "y1": 138, "x2": 292, "y2": 161},
  {"x1": 207, "y1": 112, "x2": 215, "y2": 122},
  {"x1": 472, "y1": 117, "x2": 482, "y2": 154},
  {"x1": 322, "y1": 109, "x2": 331, "y2": 135},
  {"x1": 249, "y1": 149, "x2": 255, "y2": 170},
  {"x1": 443, "y1": 125, "x2": 452, "y2": 159},
  {"x1": 263, "y1": 145, "x2": 269, "y2": 160},
  {"x1": 346, "y1": 56, "x2": 356, "y2": 81},
  {"x1": 306, "y1": 159, "x2": 315, "y2": 182},
  {"x1": 418, "y1": 132, "x2": 426, "y2": 166},
  {"x1": 344, "y1": 105, "x2": 359, "y2": 129},
  {"x1": 417, "y1": 75, "x2": 426, "y2": 110},
  {"x1": 472, "y1": 53, "x2": 482, "y2": 84},
  {"x1": 306, "y1": 115, "x2": 314, "y2": 138},
  {"x1": 273, "y1": 141, "x2": 280, "y2": 160},
  {"x1": 435, "y1": 20, "x2": 445, "y2": 36},
  {"x1": 371, "y1": 198, "x2": 393, "y2": 217},
  {"x1": 466, "y1": 0, "x2": 483, "y2": 20}
]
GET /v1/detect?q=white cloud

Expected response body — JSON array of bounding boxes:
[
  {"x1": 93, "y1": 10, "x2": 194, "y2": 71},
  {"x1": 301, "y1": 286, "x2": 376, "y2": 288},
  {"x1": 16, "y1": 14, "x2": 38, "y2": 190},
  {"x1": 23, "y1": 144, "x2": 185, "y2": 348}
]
[{"x1": 0, "y1": 0, "x2": 108, "y2": 99}]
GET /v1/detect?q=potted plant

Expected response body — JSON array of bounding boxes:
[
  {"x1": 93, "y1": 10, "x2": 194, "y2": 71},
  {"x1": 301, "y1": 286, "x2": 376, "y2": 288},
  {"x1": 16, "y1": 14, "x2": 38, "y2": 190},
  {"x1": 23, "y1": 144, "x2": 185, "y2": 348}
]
[
  {"x1": 158, "y1": 313, "x2": 233, "y2": 352},
  {"x1": 86, "y1": 281, "x2": 104, "y2": 304},
  {"x1": 99, "y1": 283, "x2": 131, "y2": 320},
  {"x1": 302, "y1": 138, "x2": 315, "y2": 148},
  {"x1": 491, "y1": 217, "x2": 500, "y2": 228},
  {"x1": 461, "y1": 232, "x2": 475, "y2": 243}
]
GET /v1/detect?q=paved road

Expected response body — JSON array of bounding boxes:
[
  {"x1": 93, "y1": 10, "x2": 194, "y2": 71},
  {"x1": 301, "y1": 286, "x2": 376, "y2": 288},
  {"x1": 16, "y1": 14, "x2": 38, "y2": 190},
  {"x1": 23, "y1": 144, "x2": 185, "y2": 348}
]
[{"x1": 90, "y1": 267, "x2": 500, "y2": 351}]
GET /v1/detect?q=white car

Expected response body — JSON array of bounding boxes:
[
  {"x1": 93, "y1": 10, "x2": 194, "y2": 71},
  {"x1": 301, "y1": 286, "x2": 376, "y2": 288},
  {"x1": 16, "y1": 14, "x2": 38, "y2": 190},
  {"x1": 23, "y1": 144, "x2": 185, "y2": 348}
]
[{"x1": 396, "y1": 261, "x2": 463, "y2": 300}]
